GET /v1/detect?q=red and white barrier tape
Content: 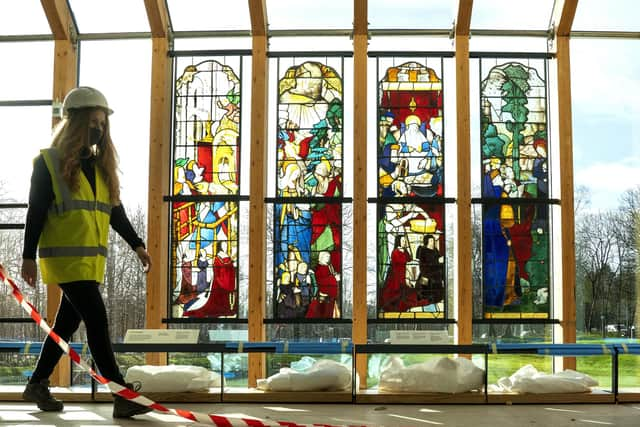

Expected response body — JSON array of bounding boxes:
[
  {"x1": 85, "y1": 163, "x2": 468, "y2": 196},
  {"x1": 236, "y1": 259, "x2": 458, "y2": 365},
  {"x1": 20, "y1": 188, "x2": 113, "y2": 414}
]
[{"x1": 0, "y1": 264, "x2": 368, "y2": 427}]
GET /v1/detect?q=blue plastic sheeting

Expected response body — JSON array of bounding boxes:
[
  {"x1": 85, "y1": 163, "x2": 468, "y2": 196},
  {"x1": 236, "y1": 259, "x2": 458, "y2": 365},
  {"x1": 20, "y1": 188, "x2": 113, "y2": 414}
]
[
  {"x1": 614, "y1": 343, "x2": 640, "y2": 354},
  {"x1": 2, "y1": 340, "x2": 636, "y2": 356},
  {"x1": 492, "y1": 343, "x2": 617, "y2": 356},
  {"x1": 0, "y1": 341, "x2": 88, "y2": 354}
]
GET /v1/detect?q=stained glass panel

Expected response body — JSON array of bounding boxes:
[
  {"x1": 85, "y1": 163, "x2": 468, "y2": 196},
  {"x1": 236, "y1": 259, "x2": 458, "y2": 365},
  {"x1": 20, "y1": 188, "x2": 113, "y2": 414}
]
[
  {"x1": 173, "y1": 59, "x2": 241, "y2": 196},
  {"x1": 170, "y1": 57, "x2": 243, "y2": 319},
  {"x1": 273, "y1": 203, "x2": 343, "y2": 319},
  {"x1": 479, "y1": 59, "x2": 550, "y2": 319},
  {"x1": 482, "y1": 203, "x2": 550, "y2": 318},
  {"x1": 277, "y1": 61, "x2": 343, "y2": 198},
  {"x1": 378, "y1": 61, "x2": 444, "y2": 198},
  {"x1": 273, "y1": 59, "x2": 344, "y2": 320},
  {"x1": 376, "y1": 203, "x2": 446, "y2": 319}
]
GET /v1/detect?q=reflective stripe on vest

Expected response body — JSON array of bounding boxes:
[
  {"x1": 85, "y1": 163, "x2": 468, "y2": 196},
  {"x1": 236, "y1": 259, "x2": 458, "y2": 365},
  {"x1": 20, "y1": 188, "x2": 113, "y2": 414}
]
[
  {"x1": 39, "y1": 246, "x2": 108, "y2": 258},
  {"x1": 49, "y1": 200, "x2": 112, "y2": 216}
]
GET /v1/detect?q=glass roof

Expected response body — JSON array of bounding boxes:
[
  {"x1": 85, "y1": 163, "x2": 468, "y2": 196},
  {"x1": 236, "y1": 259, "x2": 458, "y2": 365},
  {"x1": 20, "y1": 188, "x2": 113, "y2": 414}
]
[
  {"x1": 68, "y1": 0, "x2": 150, "y2": 33},
  {"x1": 266, "y1": 0, "x2": 353, "y2": 30},
  {"x1": 167, "y1": 0, "x2": 251, "y2": 31},
  {"x1": 0, "y1": 0, "x2": 51, "y2": 36},
  {"x1": 471, "y1": 0, "x2": 555, "y2": 31},
  {"x1": 2, "y1": 2, "x2": 640, "y2": 39},
  {"x1": 369, "y1": 0, "x2": 456, "y2": 30},
  {"x1": 573, "y1": 0, "x2": 640, "y2": 32}
]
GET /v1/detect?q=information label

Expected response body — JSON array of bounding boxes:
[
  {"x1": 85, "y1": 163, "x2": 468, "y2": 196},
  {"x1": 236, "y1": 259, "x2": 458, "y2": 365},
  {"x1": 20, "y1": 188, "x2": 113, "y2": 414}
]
[
  {"x1": 389, "y1": 330, "x2": 449, "y2": 344},
  {"x1": 124, "y1": 329, "x2": 199, "y2": 344}
]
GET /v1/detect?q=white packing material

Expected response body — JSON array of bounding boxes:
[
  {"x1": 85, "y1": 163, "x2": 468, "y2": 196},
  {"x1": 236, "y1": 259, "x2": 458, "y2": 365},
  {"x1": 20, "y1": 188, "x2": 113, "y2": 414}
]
[
  {"x1": 378, "y1": 356, "x2": 485, "y2": 393},
  {"x1": 489, "y1": 364, "x2": 599, "y2": 394},
  {"x1": 257, "y1": 359, "x2": 352, "y2": 391},
  {"x1": 125, "y1": 364, "x2": 221, "y2": 392}
]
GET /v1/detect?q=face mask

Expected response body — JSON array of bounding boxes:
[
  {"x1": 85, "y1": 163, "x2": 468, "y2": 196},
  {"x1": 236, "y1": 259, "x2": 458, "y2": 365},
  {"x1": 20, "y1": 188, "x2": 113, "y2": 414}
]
[{"x1": 89, "y1": 127, "x2": 103, "y2": 147}]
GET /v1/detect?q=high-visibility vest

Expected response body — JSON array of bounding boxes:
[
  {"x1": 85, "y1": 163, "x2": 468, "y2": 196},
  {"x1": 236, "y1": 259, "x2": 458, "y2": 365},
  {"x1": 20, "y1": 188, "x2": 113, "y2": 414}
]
[{"x1": 38, "y1": 148, "x2": 112, "y2": 284}]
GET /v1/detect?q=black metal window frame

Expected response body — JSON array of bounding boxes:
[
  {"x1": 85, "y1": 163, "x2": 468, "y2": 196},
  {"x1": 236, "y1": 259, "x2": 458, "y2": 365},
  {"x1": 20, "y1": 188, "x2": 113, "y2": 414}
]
[
  {"x1": 371, "y1": 54, "x2": 453, "y2": 324},
  {"x1": 474, "y1": 55, "x2": 556, "y2": 323},
  {"x1": 165, "y1": 51, "x2": 251, "y2": 323},
  {"x1": 269, "y1": 53, "x2": 348, "y2": 323}
]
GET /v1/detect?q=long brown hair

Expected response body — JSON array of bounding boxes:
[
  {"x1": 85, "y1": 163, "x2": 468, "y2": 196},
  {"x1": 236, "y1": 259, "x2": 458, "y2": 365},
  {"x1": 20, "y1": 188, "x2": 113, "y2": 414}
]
[{"x1": 50, "y1": 108, "x2": 121, "y2": 204}]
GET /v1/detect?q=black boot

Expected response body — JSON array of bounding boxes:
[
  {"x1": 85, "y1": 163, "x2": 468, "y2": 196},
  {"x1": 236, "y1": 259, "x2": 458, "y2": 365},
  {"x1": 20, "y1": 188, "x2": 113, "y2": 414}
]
[
  {"x1": 112, "y1": 382, "x2": 153, "y2": 418},
  {"x1": 22, "y1": 378, "x2": 64, "y2": 412}
]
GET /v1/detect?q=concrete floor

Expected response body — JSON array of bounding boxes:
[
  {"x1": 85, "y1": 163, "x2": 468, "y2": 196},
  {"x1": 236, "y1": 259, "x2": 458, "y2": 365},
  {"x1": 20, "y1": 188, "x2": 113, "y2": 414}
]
[{"x1": 1, "y1": 402, "x2": 639, "y2": 427}]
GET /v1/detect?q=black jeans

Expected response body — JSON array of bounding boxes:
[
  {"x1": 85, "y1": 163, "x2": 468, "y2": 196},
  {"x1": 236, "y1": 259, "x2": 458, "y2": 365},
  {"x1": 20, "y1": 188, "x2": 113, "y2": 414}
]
[{"x1": 30, "y1": 281, "x2": 125, "y2": 385}]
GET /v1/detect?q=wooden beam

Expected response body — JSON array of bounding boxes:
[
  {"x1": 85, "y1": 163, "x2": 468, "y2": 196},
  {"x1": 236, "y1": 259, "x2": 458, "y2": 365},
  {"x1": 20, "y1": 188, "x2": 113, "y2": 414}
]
[
  {"x1": 45, "y1": 0, "x2": 78, "y2": 382},
  {"x1": 143, "y1": 0, "x2": 169, "y2": 38},
  {"x1": 455, "y1": 0, "x2": 473, "y2": 36},
  {"x1": 352, "y1": 0, "x2": 368, "y2": 389},
  {"x1": 145, "y1": 36, "x2": 172, "y2": 366},
  {"x1": 41, "y1": 0, "x2": 75, "y2": 41},
  {"x1": 51, "y1": 39, "x2": 77, "y2": 118},
  {"x1": 248, "y1": 32, "x2": 268, "y2": 387},
  {"x1": 248, "y1": 0, "x2": 267, "y2": 36},
  {"x1": 551, "y1": 0, "x2": 578, "y2": 37},
  {"x1": 455, "y1": 35, "x2": 472, "y2": 346},
  {"x1": 353, "y1": 0, "x2": 367, "y2": 36},
  {"x1": 557, "y1": 35, "x2": 577, "y2": 371},
  {"x1": 45, "y1": 0, "x2": 78, "y2": 385}
]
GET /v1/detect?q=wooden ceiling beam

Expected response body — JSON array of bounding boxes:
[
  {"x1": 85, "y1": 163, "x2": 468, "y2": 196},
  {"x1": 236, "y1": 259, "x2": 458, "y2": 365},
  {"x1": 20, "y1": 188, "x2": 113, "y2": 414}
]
[
  {"x1": 41, "y1": 0, "x2": 75, "y2": 41},
  {"x1": 354, "y1": 0, "x2": 367, "y2": 36},
  {"x1": 551, "y1": 0, "x2": 579, "y2": 37},
  {"x1": 455, "y1": 0, "x2": 473, "y2": 36},
  {"x1": 249, "y1": 0, "x2": 267, "y2": 36},
  {"x1": 144, "y1": 0, "x2": 170, "y2": 38}
]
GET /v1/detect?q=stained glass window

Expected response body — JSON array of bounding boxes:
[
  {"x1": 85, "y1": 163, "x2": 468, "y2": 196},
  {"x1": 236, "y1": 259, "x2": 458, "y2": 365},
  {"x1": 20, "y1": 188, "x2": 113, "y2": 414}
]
[
  {"x1": 273, "y1": 58, "x2": 344, "y2": 320},
  {"x1": 478, "y1": 58, "x2": 551, "y2": 319},
  {"x1": 375, "y1": 58, "x2": 447, "y2": 319},
  {"x1": 170, "y1": 57, "x2": 245, "y2": 319}
]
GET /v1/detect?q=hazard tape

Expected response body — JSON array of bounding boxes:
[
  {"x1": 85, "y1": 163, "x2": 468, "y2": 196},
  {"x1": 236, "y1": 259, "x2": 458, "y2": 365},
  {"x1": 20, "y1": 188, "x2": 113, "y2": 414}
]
[{"x1": 0, "y1": 264, "x2": 368, "y2": 427}]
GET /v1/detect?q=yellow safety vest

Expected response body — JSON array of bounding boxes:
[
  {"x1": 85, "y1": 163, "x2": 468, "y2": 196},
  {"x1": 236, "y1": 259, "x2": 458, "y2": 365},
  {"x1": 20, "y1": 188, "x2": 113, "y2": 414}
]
[{"x1": 38, "y1": 148, "x2": 112, "y2": 284}]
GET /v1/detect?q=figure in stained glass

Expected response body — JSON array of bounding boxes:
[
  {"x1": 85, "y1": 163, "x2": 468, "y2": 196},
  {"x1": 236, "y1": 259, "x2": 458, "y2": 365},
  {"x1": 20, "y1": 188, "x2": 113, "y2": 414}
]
[
  {"x1": 416, "y1": 234, "x2": 444, "y2": 304},
  {"x1": 480, "y1": 60, "x2": 550, "y2": 318},
  {"x1": 305, "y1": 251, "x2": 340, "y2": 318},
  {"x1": 380, "y1": 234, "x2": 427, "y2": 312},
  {"x1": 183, "y1": 241, "x2": 236, "y2": 318},
  {"x1": 174, "y1": 253, "x2": 198, "y2": 305}
]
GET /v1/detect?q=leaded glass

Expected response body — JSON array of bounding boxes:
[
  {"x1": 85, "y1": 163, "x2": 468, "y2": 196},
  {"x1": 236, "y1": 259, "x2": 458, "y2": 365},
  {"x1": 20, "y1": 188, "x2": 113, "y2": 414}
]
[
  {"x1": 378, "y1": 61, "x2": 444, "y2": 198},
  {"x1": 170, "y1": 58, "x2": 243, "y2": 319},
  {"x1": 479, "y1": 59, "x2": 550, "y2": 319},
  {"x1": 273, "y1": 59, "x2": 344, "y2": 320},
  {"x1": 375, "y1": 58, "x2": 447, "y2": 320},
  {"x1": 376, "y1": 203, "x2": 446, "y2": 319}
]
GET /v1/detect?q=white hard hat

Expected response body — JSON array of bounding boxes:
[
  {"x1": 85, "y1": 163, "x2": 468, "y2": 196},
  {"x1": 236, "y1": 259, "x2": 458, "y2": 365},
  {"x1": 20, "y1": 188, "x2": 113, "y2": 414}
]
[{"x1": 62, "y1": 86, "x2": 113, "y2": 116}]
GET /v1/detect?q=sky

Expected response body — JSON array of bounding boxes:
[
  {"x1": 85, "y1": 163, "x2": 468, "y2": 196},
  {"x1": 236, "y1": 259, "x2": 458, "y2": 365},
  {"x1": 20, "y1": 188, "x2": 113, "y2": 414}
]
[{"x1": 0, "y1": 0, "x2": 638, "y2": 215}]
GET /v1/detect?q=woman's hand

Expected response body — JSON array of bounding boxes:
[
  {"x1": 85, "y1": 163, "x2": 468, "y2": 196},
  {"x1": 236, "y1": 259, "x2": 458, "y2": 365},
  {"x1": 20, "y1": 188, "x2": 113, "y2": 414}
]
[
  {"x1": 135, "y1": 246, "x2": 152, "y2": 273},
  {"x1": 21, "y1": 259, "x2": 38, "y2": 287}
]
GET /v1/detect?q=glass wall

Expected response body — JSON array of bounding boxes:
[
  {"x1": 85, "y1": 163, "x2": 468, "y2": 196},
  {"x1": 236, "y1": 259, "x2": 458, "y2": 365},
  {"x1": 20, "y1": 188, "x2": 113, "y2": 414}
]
[
  {"x1": 0, "y1": 40, "x2": 53, "y2": 385},
  {"x1": 572, "y1": 38, "x2": 640, "y2": 389}
]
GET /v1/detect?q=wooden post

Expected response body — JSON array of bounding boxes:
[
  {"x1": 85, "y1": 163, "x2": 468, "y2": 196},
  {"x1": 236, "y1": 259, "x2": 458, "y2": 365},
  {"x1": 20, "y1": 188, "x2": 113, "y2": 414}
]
[
  {"x1": 557, "y1": 35, "x2": 576, "y2": 370},
  {"x1": 352, "y1": 0, "x2": 368, "y2": 389},
  {"x1": 144, "y1": 0, "x2": 171, "y2": 366},
  {"x1": 248, "y1": 0, "x2": 268, "y2": 387},
  {"x1": 550, "y1": 0, "x2": 578, "y2": 371},
  {"x1": 455, "y1": 0, "x2": 473, "y2": 347},
  {"x1": 41, "y1": 0, "x2": 78, "y2": 388}
]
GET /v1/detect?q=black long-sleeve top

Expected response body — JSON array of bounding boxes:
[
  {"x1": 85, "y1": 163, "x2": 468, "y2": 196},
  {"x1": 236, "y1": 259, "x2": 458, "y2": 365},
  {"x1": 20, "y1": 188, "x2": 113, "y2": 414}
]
[{"x1": 22, "y1": 154, "x2": 144, "y2": 260}]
